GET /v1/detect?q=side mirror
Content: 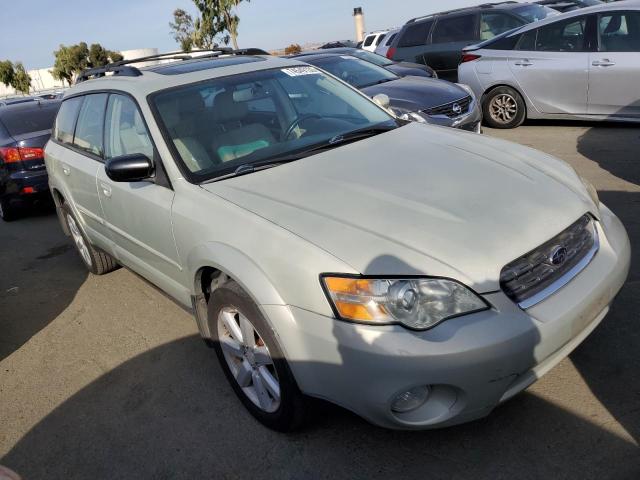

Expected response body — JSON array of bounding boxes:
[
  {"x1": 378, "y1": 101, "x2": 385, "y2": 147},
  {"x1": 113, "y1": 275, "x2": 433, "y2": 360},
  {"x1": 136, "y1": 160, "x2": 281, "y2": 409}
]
[
  {"x1": 372, "y1": 93, "x2": 390, "y2": 109},
  {"x1": 105, "y1": 153, "x2": 153, "y2": 182}
]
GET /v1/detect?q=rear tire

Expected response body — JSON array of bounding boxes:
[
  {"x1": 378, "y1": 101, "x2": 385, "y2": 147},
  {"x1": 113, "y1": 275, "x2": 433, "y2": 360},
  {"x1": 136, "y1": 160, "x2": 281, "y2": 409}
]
[
  {"x1": 208, "y1": 280, "x2": 306, "y2": 432},
  {"x1": 61, "y1": 203, "x2": 119, "y2": 275},
  {"x1": 483, "y1": 86, "x2": 526, "y2": 129},
  {"x1": 0, "y1": 196, "x2": 19, "y2": 222}
]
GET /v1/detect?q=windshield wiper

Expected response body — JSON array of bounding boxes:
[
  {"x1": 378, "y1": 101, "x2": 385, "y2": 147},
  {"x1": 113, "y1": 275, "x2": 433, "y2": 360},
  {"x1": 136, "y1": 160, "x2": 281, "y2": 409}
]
[{"x1": 201, "y1": 125, "x2": 396, "y2": 184}]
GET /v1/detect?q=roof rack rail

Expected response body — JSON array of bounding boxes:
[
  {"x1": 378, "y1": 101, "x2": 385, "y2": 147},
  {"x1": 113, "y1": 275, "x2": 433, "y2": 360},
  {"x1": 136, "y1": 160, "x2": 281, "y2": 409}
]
[
  {"x1": 75, "y1": 47, "x2": 271, "y2": 83},
  {"x1": 406, "y1": 1, "x2": 518, "y2": 23}
]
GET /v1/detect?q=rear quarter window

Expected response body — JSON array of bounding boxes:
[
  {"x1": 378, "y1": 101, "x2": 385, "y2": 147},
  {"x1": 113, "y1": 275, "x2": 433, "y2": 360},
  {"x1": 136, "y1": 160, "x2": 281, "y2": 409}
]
[
  {"x1": 398, "y1": 20, "x2": 433, "y2": 47},
  {"x1": 0, "y1": 103, "x2": 60, "y2": 137}
]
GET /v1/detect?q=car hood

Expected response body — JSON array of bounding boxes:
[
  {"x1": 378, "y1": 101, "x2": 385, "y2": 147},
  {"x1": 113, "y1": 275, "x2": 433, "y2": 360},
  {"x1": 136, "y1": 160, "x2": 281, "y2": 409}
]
[
  {"x1": 362, "y1": 76, "x2": 469, "y2": 112},
  {"x1": 386, "y1": 64, "x2": 432, "y2": 78},
  {"x1": 202, "y1": 123, "x2": 595, "y2": 292}
]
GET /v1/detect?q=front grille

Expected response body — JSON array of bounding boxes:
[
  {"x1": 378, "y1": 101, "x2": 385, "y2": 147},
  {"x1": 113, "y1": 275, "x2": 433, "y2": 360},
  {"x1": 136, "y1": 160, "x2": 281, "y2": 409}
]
[
  {"x1": 424, "y1": 95, "x2": 472, "y2": 118},
  {"x1": 500, "y1": 215, "x2": 599, "y2": 308}
]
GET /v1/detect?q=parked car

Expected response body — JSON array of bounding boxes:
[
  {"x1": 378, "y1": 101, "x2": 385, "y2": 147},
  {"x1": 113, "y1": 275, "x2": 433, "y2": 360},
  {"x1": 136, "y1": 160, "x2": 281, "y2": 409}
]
[
  {"x1": 0, "y1": 100, "x2": 60, "y2": 220},
  {"x1": 46, "y1": 51, "x2": 630, "y2": 432},
  {"x1": 291, "y1": 47, "x2": 437, "y2": 78},
  {"x1": 295, "y1": 53, "x2": 481, "y2": 131},
  {"x1": 320, "y1": 40, "x2": 358, "y2": 49},
  {"x1": 459, "y1": 1, "x2": 640, "y2": 128},
  {"x1": 387, "y1": 2, "x2": 558, "y2": 81},
  {"x1": 375, "y1": 28, "x2": 400, "y2": 57},
  {"x1": 361, "y1": 30, "x2": 390, "y2": 52},
  {"x1": 0, "y1": 97, "x2": 38, "y2": 107},
  {"x1": 537, "y1": 0, "x2": 603, "y2": 13}
]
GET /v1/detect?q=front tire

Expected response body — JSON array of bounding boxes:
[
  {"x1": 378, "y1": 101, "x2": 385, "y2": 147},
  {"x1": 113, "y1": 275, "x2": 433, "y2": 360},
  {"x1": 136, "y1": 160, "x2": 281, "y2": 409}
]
[
  {"x1": 483, "y1": 86, "x2": 526, "y2": 129},
  {"x1": 61, "y1": 203, "x2": 119, "y2": 275},
  {"x1": 208, "y1": 281, "x2": 305, "y2": 432}
]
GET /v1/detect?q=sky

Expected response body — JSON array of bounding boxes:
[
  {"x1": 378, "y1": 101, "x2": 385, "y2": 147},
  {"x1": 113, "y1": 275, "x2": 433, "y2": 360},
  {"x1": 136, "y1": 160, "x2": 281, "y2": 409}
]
[{"x1": 0, "y1": 0, "x2": 526, "y2": 70}]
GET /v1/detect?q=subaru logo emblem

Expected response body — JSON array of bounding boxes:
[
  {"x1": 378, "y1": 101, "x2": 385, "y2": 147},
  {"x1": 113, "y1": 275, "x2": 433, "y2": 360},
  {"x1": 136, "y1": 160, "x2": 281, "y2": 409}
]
[
  {"x1": 452, "y1": 103, "x2": 462, "y2": 115},
  {"x1": 550, "y1": 246, "x2": 568, "y2": 266}
]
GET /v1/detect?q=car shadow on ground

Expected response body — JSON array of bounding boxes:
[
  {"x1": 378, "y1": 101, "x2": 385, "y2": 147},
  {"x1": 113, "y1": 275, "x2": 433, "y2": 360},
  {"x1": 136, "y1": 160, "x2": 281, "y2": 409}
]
[
  {"x1": 2, "y1": 332, "x2": 639, "y2": 479},
  {"x1": 0, "y1": 209, "x2": 87, "y2": 360}
]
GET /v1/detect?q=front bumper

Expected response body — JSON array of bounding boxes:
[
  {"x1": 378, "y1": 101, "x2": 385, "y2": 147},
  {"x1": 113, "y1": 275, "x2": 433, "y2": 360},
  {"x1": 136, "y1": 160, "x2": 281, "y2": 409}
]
[
  {"x1": 265, "y1": 203, "x2": 630, "y2": 429},
  {"x1": 418, "y1": 99, "x2": 483, "y2": 133}
]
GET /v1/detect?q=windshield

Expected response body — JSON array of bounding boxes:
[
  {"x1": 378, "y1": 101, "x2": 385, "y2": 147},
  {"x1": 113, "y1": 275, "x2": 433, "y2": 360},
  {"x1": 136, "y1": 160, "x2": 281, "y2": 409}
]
[
  {"x1": 152, "y1": 66, "x2": 396, "y2": 182},
  {"x1": 512, "y1": 4, "x2": 559, "y2": 23},
  {"x1": 307, "y1": 56, "x2": 398, "y2": 89},
  {"x1": 349, "y1": 49, "x2": 394, "y2": 67}
]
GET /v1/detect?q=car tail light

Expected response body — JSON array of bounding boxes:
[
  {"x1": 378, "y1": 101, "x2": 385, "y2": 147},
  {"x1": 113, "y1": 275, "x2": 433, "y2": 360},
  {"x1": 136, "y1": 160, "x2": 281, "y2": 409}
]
[
  {"x1": 461, "y1": 53, "x2": 481, "y2": 63},
  {"x1": 386, "y1": 47, "x2": 396, "y2": 59},
  {"x1": 0, "y1": 146, "x2": 44, "y2": 163},
  {"x1": 21, "y1": 186, "x2": 36, "y2": 194}
]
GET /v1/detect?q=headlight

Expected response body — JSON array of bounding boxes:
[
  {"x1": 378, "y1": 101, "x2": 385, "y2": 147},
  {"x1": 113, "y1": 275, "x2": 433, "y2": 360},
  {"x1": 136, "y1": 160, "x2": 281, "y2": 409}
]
[
  {"x1": 397, "y1": 111, "x2": 428, "y2": 123},
  {"x1": 580, "y1": 176, "x2": 599, "y2": 207},
  {"x1": 321, "y1": 276, "x2": 489, "y2": 330},
  {"x1": 455, "y1": 83, "x2": 476, "y2": 99}
]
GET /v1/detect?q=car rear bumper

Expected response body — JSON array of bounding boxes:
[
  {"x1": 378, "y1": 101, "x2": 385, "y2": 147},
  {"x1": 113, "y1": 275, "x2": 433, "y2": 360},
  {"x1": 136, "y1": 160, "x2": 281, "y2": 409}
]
[
  {"x1": 1, "y1": 169, "x2": 50, "y2": 204},
  {"x1": 265, "y1": 203, "x2": 630, "y2": 429}
]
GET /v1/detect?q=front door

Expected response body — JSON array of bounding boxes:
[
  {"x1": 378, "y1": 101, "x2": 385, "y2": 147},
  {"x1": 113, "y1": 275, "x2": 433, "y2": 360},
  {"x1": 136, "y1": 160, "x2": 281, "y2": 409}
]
[
  {"x1": 588, "y1": 10, "x2": 640, "y2": 117},
  {"x1": 508, "y1": 16, "x2": 590, "y2": 115},
  {"x1": 97, "y1": 94, "x2": 184, "y2": 299}
]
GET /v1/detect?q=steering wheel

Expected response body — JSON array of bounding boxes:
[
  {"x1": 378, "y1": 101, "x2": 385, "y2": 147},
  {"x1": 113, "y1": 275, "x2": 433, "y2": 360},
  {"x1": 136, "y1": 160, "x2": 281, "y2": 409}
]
[{"x1": 283, "y1": 113, "x2": 323, "y2": 140}]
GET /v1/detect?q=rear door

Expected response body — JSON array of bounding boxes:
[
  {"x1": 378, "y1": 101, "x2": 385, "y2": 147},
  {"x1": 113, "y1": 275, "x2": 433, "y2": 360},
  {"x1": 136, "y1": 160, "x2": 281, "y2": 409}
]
[
  {"x1": 588, "y1": 10, "x2": 640, "y2": 117},
  {"x1": 96, "y1": 93, "x2": 182, "y2": 294},
  {"x1": 49, "y1": 95, "x2": 112, "y2": 249},
  {"x1": 508, "y1": 15, "x2": 592, "y2": 114},
  {"x1": 393, "y1": 19, "x2": 434, "y2": 65},
  {"x1": 428, "y1": 12, "x2": 480, "y2": 80}
]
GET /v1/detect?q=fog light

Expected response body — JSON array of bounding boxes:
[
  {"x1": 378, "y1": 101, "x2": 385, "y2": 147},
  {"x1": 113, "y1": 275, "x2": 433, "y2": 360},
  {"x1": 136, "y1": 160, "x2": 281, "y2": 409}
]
[{"x1": 391, "y1": 386, "x2": 430, "y2": 413}]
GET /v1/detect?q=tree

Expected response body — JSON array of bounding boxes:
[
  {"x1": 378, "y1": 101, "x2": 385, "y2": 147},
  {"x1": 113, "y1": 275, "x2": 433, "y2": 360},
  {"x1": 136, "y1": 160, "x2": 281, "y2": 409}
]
[
  {"x1": 11, "y1": 63, "x2": 31, "y2": 94},
  {"x1": 170, "y1": 9, "x2": 195, "y2": 51},
  {"x1": 192, "y1": 0, "x2": 249, "y2": 50},
  {"x1": 0, "y1": 60, "x2": 15, "y2": 88},
  {"x1": 52, "y1": 42, "x2": 123, "y2": 85},
  {"x1": 0, "y1": 60, "x2": 31, "y2": 94},
  {"x1": 284, "y1": 44, "x2": 302, "y2": 55}
]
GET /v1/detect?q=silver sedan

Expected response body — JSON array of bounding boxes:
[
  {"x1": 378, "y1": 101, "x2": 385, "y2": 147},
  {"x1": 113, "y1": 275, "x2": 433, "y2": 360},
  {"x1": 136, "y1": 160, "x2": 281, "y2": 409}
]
[{"x1": 458, "y1": 1, "x2": 640, "y2": 128}]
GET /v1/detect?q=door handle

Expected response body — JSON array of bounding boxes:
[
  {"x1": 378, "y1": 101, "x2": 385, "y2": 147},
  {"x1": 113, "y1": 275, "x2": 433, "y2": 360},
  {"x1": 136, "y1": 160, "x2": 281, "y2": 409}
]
[
  {"x1": 100, "y1": 183, "x2": 112, "y2": 198},
  {"x1": 61, "y1": 164, "x2": 70, "y2": 176},
  {"x1": 514, "y1": 59, "x2": 533, "y2": 66},
  {"x1": 592, "y1": 59, "x2": 615, "y2": 67}
]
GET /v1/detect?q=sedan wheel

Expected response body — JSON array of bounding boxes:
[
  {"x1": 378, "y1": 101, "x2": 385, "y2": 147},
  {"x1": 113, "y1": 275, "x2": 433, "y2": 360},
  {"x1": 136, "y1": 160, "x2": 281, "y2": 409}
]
[
  {"x1": 489, "y1": 94, "x2": 518, "y2": 125},
  {"x1": 482, "y1": 86, "x2": 526, "y2": 129},
  {"x1": 217, "y1": 307, "x2": 281, "y2": 413}
]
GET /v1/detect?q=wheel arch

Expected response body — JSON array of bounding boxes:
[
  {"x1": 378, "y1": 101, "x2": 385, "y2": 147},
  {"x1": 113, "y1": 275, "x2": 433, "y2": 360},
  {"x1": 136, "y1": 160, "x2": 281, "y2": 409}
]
[{"x1": 187, "y1": 242, "x2": 287, "y2": 340}]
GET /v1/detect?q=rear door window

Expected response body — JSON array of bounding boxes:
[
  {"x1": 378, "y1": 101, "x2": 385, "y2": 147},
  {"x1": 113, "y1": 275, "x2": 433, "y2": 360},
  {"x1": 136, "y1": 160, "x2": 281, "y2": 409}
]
[
  {"x1": 73, "y1": 94, "x2": 108, "y2": 157},
  {"x1": 54, "y1": 97, "x2": 83, "y2": 144},
  {"x1": 598, "y1": 11, "x2": 640, "y2": 52},
  {"x1": 1, "y1": 103, "x2": 60, "y2": 137},
  {"x1": 432, "y1": 14, "x2": 478, "y2": 44},
  {"x1": 480, "y1": 13, "x2": 525, "y2": 41},
  {"x1": 536, "y1": 17, "x2": 587, "y2": 51},
  {"x1": 398, "y1": 20, "x2": 433, "y2": 47}
]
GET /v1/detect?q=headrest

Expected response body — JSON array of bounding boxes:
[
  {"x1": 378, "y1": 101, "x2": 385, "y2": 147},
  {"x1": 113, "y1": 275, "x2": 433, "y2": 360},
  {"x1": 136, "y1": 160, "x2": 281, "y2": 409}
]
[
  {"x1": 213, "y1": 89, "x2": 248, "y2": 123},
  {"x1": 178, "y1": 91, "x2": 205, "y2": 115}
]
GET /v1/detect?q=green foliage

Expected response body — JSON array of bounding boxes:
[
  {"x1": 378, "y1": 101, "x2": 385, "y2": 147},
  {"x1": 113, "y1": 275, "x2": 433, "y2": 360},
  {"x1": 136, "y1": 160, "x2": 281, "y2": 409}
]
[
  {"x1": 169, "y1": 1, "x2": 249, "y2": 52},
  {"x1": 0, "y1": 60, "x2": 15, "y2": 87},
  {"x1": 0, "y1": 60, "x2": 31, "y2": 94},
  {"x1": 11, "y1": 63, "x2": 31, "y2": 94},
  {"x1": 52, "y1": 42, "x2": 123, "y2": 85}
]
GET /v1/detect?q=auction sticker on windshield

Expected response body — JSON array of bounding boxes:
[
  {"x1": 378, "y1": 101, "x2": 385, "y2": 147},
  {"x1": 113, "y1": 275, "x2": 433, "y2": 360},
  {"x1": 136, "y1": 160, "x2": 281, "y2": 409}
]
[{"x1": 282, "y1": 66, "x2": 320, "y2": 77}]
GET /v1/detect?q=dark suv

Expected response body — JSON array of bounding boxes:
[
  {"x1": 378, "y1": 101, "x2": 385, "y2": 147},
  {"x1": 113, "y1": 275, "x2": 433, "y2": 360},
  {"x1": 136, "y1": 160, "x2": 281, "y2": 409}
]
[
  {"x1": 0, "y1": 100, "x2": 60, "y2": 220},
  {"x1": 387, "y1": 1, "x2": 558, "y2": 81}
]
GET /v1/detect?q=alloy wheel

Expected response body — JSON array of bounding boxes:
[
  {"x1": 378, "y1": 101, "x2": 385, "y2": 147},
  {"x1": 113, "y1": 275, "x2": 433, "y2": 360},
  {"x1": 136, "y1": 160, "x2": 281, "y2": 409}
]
[
  {"x1": 66, "y1": 213, "x2": 92, "y2": 266},
  {"x1": 217, "y1": 307, "x2": 281, "y2": 413},
  {"x1": 489, "y1": 93, "x2": 518, "y2": 124}
]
